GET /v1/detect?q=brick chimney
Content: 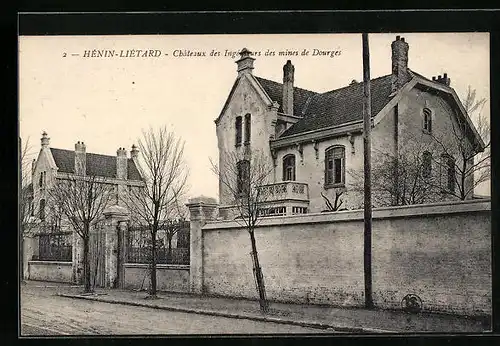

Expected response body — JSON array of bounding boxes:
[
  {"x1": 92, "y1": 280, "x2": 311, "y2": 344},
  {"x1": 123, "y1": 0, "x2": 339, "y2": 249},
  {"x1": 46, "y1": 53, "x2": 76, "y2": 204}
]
[
  {"x1": 282, "y1": 60, "x2": 295, "y2": 116},
  {"x1": 130, "y1": 144, "x2": 139, "y2": 159},
  {"x1": 432, "y1": 73, "x2": 451, "y2": 86},
  {"x1": 236, "y1": 48, "x2": 255, "y2": 77},
  {"x1": 116, "y1": 147, "x2": 127, "y2": 180},
  {"x1": 74, "y1": 141, "x2": 86, "y2": 176},
  {"x1": 40, "y1": 131, "x2": 50, "y2": 148},
  {"x1": 391, "y1": 35, "x2": 410, "y2": 93}
]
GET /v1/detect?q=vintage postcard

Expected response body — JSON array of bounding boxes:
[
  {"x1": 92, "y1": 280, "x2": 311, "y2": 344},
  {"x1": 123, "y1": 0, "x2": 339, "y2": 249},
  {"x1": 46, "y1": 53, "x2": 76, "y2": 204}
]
[{"x1": 19, "y1": 31, "x2": 491, "y2": 335}]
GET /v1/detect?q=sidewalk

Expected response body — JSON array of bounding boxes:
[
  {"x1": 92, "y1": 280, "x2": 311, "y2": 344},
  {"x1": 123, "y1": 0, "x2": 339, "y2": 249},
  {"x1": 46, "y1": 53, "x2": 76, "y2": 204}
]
[{"x1": 47, "y1": 282, "x2": 489, "y2": 333}]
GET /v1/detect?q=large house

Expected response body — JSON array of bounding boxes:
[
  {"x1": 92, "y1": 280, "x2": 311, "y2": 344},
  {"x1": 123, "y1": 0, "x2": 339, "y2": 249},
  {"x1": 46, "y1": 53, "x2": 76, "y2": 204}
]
[
  {"x1": 215, "y1": 36, "x2": 486, "y2": 218},
  {"x1": 30, "y1": 132, "x2": 145, "y2": 226}
]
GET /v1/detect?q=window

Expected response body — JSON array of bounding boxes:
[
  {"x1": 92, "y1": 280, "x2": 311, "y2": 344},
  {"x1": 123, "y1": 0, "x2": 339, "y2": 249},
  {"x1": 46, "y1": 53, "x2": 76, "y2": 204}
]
[
  {"x1": 39, "y1": 198, "x2": 46, "y2": 221},
  {"x1": 244, "y1": 114, "x2": 251, "y2": 145},
  {"x1": 422, "y1": 151, "x2": 432, "y2": 178},
  {"x1": 38, "y1": 171, "x2": 46, "y2": 187},
  {"x1": 325, "y1": 146, "x2": 345, "y2": 187},
  {"x1": 282, "y1": 154, "x2": 296, "y2": 181},
  {"x1": 236, "y1": 160, "x2": 250, "y2": 195},
  {"x1": 258, "y1": 206, "x2": 286, "y2": 217},
  {"x1": 235, "y1": 116, "x2": 242, "y2": 147},
  {"x1": 423, "y1": 108, "x2": 432, "y2": 133},
  {"x1": 441, "y1": 154, "x2": 456, "y2": 192},
  {"x1": 292, "y1": 206, "x2": 308, "y2": 215}
]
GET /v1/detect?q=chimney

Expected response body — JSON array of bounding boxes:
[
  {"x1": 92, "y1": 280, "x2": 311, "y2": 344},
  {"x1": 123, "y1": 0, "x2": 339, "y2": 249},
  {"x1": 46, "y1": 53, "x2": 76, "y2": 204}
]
[
  {"x1": 391, "y1": 35, "x2": 410, "y2": 93},
  {"x1": 130, "y1": 144, "x2": 139, "y2": 159},
  {"x1": 434, "y1": 72, "x2": 451, "y2": 86},
  {"x1": 236, "y1": 48, "x2": 255, "y2": 77},
  {"x1": 41, "y1": 131, "x2": 50, "y2": 148},
  {"x1": 282, "y1": 60, "x2": 295, "y2": 116},
  {"x1": 116, "y1": 147, "x2": 128, "y2": 180},
  {"x1": 74, "y1": 141, "x2": 86, "y2": 176}
]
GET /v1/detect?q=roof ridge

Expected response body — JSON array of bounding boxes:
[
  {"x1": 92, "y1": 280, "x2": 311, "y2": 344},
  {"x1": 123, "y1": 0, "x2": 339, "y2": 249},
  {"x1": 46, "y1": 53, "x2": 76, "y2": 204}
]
[
  {"x1": 254, "y1": 76, "x2": 319, "y2": 95},
  {"x1": 320, "y1": 74, "x2": 392, "y2": 95},
  {"x1": 51, "y1": 147, "x2": 120, "y2": 158}
]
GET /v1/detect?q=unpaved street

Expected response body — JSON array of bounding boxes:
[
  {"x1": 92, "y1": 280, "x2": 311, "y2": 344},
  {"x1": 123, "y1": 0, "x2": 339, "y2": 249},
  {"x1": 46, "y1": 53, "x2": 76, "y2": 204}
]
[{"x1": 21, "y1": 283, "x2": 329, "y2": 335}]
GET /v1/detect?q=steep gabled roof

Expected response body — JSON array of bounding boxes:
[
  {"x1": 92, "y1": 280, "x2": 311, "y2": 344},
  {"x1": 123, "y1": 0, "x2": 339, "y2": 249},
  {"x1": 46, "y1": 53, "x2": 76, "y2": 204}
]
[
  {"x1": 254, "y1": 77, "x2": 317, "y2": 117},
  {"x1": 255, "y1": 75, "x2": 395, "y2": 138},
  {"x1": 50, "y1": 148, "x2": 142, "y2": 181}
]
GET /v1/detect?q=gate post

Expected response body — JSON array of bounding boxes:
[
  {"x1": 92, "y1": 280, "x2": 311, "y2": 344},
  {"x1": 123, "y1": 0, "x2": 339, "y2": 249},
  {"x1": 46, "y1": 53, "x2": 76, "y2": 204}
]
[
  {"x1": 103, "y1": 205, "x2": 129, "y2": 289},
  {"x1": 72, "y1": 231, "x2": 84, "y2": 284},
  {"x1": 186, "y1": 196, "x2": 218, "y2": 294}
]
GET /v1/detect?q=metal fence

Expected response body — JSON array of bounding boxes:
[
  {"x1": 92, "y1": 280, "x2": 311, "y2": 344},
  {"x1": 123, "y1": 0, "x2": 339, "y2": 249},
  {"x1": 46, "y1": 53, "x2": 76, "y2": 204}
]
[
  {"x1": 36, "y1": 232, "x2": 72, "y2": 262},
  {"x1": 127, "y1": 246, "x2": 189, "y2": 265},
  {"x1": 126, "y1": 224, "x2": 190, "y2": 265}
]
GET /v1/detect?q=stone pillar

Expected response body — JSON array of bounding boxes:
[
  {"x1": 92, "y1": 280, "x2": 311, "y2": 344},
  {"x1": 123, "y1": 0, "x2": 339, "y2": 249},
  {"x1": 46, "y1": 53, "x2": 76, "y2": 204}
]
[
  {"x1": 186, "y1": 196, "x2": 218, "y2": 294},
  {"x1": 72, "y1": 231, "x2": 84, "y2": 284},
  {"x1": 23, "y1": 235, "x2": 39, "y2": 280},
  {"x1": 103, "y1": 205, "x2": 130, "y2": 289},
  {"x1": 117, "y1": 220, "x2": 128, "y2": 288}
]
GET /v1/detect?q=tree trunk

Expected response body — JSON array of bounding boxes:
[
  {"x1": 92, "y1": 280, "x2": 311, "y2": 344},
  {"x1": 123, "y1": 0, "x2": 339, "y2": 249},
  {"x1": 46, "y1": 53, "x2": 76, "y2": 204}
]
[
  {"x1": 83, "y1": 235, "x2": 92, "y2": 293},
  {"x1": 249, "y1": 229, "x2": 268, "y2": 313},
  {"x1": 149, "y1": 231, "x2": 157, "y2": 297}
]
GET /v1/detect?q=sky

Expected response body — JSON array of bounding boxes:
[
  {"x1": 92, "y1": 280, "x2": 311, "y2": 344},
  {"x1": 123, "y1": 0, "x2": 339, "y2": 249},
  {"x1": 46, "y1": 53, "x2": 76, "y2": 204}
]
[{"x1": 19, "y1": 33, "x2": 490, "y2": 199}]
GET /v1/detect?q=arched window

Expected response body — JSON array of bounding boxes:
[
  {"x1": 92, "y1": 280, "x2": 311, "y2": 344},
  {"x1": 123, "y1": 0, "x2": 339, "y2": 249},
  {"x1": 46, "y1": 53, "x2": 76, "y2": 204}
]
[
  {"x1": 423, "y1": 108, "x2": 432, "y2": 133},
  {"x1": 441, "y1": 154, "x2": 456, "y2": 192},
  {"x1": 282, "y1": 154, "x2": 296, "y2": 181},
  {"x1": 422, "y1": 151, "x2": 432, "y2": 178},
  {"x1": 325, "y1": 146, "x2": 345, "y2": 187},
  {"x1": 236, "y1": 160, "x2": 250, "y2": 195},
  {"x1": 39, "y1": 198, "x2": 46, "y2": 221},
  {"x1": 244, "y1": 114, "x2": 251, "y2": 145},
  {"x1": 235, "y1": 116, "x2": 242, "y2": 147}
]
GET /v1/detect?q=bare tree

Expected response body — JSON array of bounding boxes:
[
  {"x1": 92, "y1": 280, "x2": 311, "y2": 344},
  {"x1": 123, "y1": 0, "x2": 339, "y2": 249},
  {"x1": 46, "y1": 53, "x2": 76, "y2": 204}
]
[
  {"x1": 427, "y1": 87, "x2": 490, "y2": 200},
  {"x1": 349, "y1": 138, "x2": 441, "y2": 207},
  {"x1": 210, "y1": 149, "x2": 274, "y2": 313},
  {"x1": 47, "y1": 175, "x2": 113, "y2": 293},
  {"x1": 121, "y1": 126, "x2": 188, "y2": 298},
  {"x1": 321, "y1": 190, "x2": 344, "y2": 212},
  {"x1": 161, "y1": 195, "x2": 189, "y2": 264},
  {"x1": 19, "y1": 137, "x2": 39, "y2": 282}
]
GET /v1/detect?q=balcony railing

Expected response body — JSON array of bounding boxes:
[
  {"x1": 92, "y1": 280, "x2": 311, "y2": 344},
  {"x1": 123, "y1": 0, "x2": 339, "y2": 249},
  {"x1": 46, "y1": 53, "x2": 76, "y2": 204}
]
[{"x1": 257, "y1": 181, "x2": 309, "y2": 202}]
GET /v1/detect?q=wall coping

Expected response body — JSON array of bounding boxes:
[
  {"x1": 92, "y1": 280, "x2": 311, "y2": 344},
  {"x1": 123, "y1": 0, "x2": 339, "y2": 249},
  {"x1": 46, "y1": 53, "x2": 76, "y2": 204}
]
[
  {"x1": 28, "y1": 260, "x2": 72, "y2": 266},
  {"x1": 124, "y1": 263, "x2": 190, "y2": 270},
  {"x1": 203, "y1": 199, "x2": 491, "y2": 230}
]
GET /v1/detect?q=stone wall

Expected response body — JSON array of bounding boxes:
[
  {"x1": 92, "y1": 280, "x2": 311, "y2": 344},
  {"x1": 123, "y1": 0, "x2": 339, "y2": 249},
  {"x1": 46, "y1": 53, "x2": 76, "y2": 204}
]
[
  {"x1": 123, "y1": 263, "x2": 190, "y2": 293},
  {"x1": 198, "y1": 199, "x2": 491, "y2": 316},
  {"x1": 28, "y1": 261, "x2": 73, "y2": 283}
]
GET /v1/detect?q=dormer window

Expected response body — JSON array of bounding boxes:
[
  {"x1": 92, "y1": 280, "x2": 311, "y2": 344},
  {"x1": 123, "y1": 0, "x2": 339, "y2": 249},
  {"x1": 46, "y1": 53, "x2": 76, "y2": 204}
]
[
  {"x1": 235, "y1": 116, "x2": 242, "y2": 147},
  {"x1": 423, "y1": 108, "x2": 432, "y2": 133}
]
